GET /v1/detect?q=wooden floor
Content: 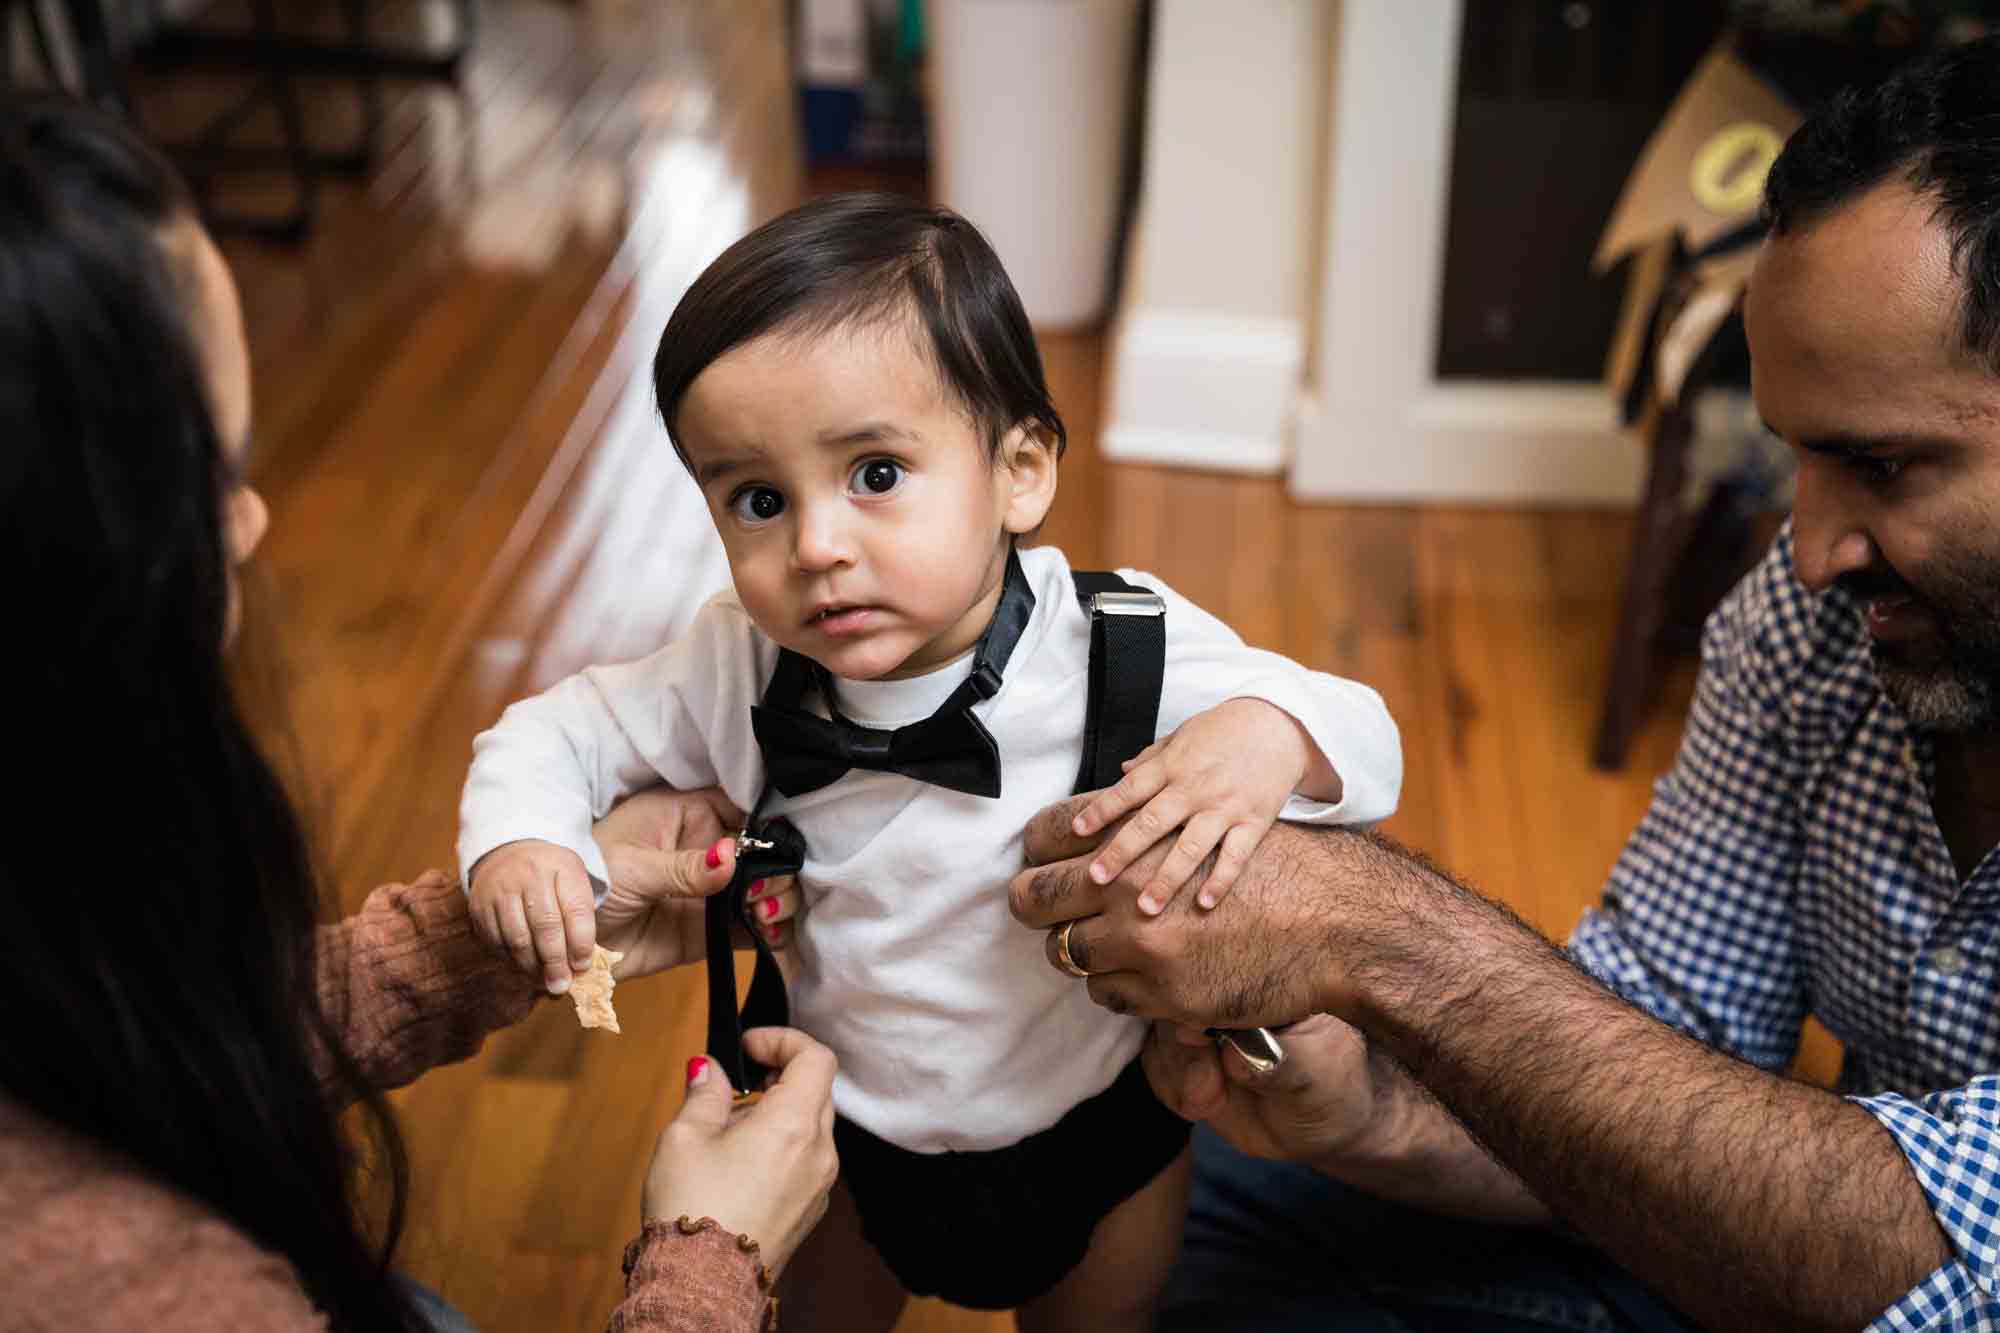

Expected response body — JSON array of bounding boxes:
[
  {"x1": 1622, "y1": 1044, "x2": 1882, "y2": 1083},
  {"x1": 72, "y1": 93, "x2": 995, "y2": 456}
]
[{"x1": 180, "y1": 2, "x2": 1825, "y2": 1327}]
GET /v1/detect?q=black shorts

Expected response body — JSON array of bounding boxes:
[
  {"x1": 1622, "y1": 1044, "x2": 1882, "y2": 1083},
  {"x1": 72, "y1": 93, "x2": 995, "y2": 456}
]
[{"x1": 831, "y1": 1055, "x2": 1192, "y2": 1310}]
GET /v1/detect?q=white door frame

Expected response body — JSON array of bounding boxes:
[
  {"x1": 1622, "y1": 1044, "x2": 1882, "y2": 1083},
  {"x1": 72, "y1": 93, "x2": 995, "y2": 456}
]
[{"x1": 1288, "y1": 0, "x2": 1642, "y2": 505}]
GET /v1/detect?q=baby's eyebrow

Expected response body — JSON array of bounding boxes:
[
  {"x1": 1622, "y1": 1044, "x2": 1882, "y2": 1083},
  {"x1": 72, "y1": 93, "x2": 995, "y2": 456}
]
[
  {"x1": 694, "y1": 449, "x2": 765, "y2": 486},
  {"x1": 818, "y1": 421, "x2": 918, "y2": 449}
]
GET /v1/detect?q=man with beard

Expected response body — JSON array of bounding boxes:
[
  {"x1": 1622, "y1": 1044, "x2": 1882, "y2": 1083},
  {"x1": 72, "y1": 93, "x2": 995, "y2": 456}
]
[{"x1": 1009, "y1": 38, "x2": 2000, "y2": 1333}]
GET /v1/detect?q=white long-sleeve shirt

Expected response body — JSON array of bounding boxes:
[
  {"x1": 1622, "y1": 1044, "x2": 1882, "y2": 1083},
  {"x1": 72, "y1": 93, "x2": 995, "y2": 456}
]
[{"x1": 459, "y1": 545, "x2": 1401, "y2": 1152}]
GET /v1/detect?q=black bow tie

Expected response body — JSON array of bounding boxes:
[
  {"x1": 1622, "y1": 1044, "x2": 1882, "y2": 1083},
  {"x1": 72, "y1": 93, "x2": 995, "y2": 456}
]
[{"x1": 751, "y1": 549, "x2": 1036, "y2": 799}]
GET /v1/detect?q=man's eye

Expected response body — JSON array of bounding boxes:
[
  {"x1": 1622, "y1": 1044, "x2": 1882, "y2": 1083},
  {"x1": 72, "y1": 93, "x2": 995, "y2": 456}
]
[
  {"x1": 729, "y1": 486, "x2": 785, "y2": 522},
  {"x1": 852, "y1": 458, "x2": 905, "y2": 496},
  {"x1": 1856, "y1": 456, "x2": 1906, "y2": 485}
]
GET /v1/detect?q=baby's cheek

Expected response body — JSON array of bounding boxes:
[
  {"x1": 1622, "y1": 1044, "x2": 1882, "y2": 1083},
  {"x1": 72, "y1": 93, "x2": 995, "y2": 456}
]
[
  {"x1": 898, "y1": 524, "x2": 994, "y2": 603},
  {"x1": 727, "y1": 554, "x2": 793, "y2": 631}
]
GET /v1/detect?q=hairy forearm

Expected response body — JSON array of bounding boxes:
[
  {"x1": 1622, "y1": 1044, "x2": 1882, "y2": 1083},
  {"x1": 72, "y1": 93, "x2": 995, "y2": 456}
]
[
  {"x1": 1325, "y1": 834, "x2": 1951, "y2": 1332},
  {"x1": 1317, "y1": 1042, "x2": 1551, "y2": 1226}
]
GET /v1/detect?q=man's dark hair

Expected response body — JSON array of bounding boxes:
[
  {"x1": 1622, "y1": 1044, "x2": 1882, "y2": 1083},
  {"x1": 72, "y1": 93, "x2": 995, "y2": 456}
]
[
  {"x1": 1763, "y1": 35, "x2": 2000, "y2": 367},
  {"x1": 652, "y1": 192, "x2": 1066, "y2": 466}
]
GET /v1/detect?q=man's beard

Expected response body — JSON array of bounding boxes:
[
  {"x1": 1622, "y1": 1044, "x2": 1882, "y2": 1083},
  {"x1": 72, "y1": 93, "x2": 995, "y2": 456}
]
[
  {"x1": 1874, "y1": 648, "x2": 1998, "y2": 731},
  {"x1": 1845, "y1": 547, "x2": 2000, "y2": 732}
]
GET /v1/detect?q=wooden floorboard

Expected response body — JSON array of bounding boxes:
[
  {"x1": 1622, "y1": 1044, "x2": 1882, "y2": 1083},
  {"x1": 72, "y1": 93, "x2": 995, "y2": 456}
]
[{"x1": 200, "y1": 4, "x2": 1830, "y2": 1328}]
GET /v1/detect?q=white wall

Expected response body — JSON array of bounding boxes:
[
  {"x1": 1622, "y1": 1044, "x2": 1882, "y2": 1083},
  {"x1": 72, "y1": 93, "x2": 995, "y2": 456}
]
[
  {"x1": 1101, "y1": 0, "x2": 1326, "y2": 474},
  {"x1": 1105, "y1": 0, "x2": 1646, "y2": 504},
  {"x1": 1289, "y1": 0, "x2": 1639, "y2": 504}
]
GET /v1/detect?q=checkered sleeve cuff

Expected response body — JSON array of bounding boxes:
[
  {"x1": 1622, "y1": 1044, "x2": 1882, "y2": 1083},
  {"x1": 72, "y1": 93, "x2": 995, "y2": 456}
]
[
  {"x1": 1865, "y1": 1256, "x2": 1985, "y2": 1331},
  {"x1": 1857, "y1": 1081, "x2": 2000, "y2": 1321}
]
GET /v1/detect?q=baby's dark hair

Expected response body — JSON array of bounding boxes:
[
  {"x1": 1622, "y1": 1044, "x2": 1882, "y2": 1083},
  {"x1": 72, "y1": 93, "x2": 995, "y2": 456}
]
[{"x1": 652, "y1": 192, "x2": 1066, "y2": 466}]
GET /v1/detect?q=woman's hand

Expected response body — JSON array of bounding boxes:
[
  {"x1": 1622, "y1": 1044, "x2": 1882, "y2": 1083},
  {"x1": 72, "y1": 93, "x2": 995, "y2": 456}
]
[
  {"x1": 593, "y1": 787, "x2": 802, "y2": 980},
  {"x1": 642, "y1": 1028, "x2": 840, "y2": 1277}
]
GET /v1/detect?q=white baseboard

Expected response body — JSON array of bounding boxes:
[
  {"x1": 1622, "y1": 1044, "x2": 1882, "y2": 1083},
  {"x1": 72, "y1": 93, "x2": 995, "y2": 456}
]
[
  {"x1": 1101, "y1": 309, "x2": 1304, "y2": 474},
  {"x1": 1101, "y1": 425, "x2": 1291, "y2": 474},
  {"x1": 1288, "y1": 383, "x2": 1645, "y2": 506}
]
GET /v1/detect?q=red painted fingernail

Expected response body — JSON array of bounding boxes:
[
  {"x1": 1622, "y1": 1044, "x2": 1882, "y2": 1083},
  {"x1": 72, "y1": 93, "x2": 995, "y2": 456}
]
[
  {"x1": 761, "y1": 896, "x2": 781, "y2": 919},
  {"x1": 686, "y1": 1056, "x2": 709, "y2": 1084},
  {"x1": 705, "y1": 839, "x2": 725, "y2": 869},
  {"x1": 746, "y1": 878, "x2": 768, "y2": 900},
  {"x1": 765, "y1": 923, "x2": 782, "y2": 943}
]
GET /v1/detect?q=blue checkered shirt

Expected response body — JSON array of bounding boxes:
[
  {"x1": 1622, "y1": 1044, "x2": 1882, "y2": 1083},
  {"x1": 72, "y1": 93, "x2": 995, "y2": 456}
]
[{"x1": 1569, "y1": 526, "x2": 2000, "y2": 1330}]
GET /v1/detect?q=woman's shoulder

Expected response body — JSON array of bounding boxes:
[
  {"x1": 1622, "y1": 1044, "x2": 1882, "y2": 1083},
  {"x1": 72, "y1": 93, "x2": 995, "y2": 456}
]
[{"x1": 0, "y1": 1097, "x2": 325, "y2": 1328}]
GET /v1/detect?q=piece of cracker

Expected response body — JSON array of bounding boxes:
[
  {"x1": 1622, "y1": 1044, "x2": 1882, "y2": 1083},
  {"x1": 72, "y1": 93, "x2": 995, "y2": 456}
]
[{"x1": 569, "y1": 946, "x2": 625, "y2": 1033}]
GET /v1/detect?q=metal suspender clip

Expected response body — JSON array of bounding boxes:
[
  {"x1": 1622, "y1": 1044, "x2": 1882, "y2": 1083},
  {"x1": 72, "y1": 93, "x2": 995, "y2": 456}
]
[{"x1": 1090, "y1": 590, "x2": 1166, "y2": 618}]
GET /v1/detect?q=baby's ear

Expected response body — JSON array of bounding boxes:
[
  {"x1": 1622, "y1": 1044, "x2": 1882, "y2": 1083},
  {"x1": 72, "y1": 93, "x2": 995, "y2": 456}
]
[{"x1": 998, "y1": 423, "x2": 1059, "y2": 535}]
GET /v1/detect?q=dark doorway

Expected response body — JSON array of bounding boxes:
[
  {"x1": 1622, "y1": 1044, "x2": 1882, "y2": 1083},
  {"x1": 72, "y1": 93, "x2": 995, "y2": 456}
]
[{"x1": 1435, "y1": 0, "x2": 1727, "y2": 383}]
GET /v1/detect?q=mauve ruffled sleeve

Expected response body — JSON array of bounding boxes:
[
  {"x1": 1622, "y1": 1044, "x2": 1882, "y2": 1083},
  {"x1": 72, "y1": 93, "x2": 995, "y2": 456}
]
[
  {"x1": 607, "y1": 1219, "x2": 776, "y2": 1333},
  {"x1": 312, "y1": 870, "x2": 542, "y2": 1096}
]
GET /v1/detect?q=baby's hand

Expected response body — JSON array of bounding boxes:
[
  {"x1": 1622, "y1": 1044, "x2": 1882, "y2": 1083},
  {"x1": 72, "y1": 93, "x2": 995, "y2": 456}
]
[
  {"x1": 469, "y1": 838, "x2": 598, "y2": 994},
  {"x1": 1071, "y1": 699, "x2": 1312, "y2": 915}
]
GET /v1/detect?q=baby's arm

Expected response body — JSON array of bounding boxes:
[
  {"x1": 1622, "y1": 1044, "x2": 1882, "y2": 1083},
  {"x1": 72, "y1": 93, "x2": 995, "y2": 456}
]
[
  {"x1": 460, "y1": 601, "x2": 763, "y2": 991},
  {"x1": 462, "y1": 669, "x2": 678, "y2": 992},
  {"x1": 1069, "y1": 573, "x2": 1402, "y2": 915}
]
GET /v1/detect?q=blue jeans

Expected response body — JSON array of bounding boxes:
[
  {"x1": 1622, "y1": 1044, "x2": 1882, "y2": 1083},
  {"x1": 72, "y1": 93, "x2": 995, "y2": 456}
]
[
  {"x1": 1159, "y1": 1127, "x2": 1699, "y2": 1333},
  {"x1": 393, "y1": 1274, "x2": 480, "y2": 1333}
]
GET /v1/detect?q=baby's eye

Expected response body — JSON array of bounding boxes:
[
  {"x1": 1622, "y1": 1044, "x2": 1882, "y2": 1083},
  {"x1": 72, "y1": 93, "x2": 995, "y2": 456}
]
[
  {"x1": 729, "y1": 486, "x2": 786, "y2": 523},
  {"x1": 851, "y1": 458, "x2": 905, "y2": 496}
]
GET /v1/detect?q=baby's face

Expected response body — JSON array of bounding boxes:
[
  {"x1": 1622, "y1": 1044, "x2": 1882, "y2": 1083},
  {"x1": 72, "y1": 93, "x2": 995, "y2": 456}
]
[{"x1": 677, "y1": 319, "x2": 1046, "y2": 680}]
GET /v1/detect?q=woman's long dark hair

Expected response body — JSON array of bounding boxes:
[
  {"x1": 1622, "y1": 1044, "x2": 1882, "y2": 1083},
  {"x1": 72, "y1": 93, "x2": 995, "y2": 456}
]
[{"x1": 0, "y1": 94, "x2": 421, "y2": 1330}]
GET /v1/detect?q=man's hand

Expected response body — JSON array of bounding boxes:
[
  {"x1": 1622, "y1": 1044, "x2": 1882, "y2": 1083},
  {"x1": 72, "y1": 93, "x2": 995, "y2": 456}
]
[
  {"x1": 1144, "y1": 1016, "x2": 1379, "y2": 1162},
  {"x1": 1146, "y1": 1016, "x2": 1554, "y2": 1225},
  {"x1": 1010, "y1": 793, "x2": 1413, "y2": 1027},
  {"x1": 593, "y1": 787, "x2": 802, "y2": 981}
]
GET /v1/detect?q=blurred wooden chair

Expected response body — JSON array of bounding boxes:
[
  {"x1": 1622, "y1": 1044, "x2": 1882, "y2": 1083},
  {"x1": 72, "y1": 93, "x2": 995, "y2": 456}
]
[
  {"x1": 46, "y1": 0, "x2": 473, "y2": 240},
  {"x1": 5, "y1": 2, "x2": 69, "y2": 90},
  {"x1": 1587, "y1": 44, "x2": 1798, "y2": 769},
  {"x1": 1592, "y1": 229, "x2": 1763, "y2": 770}
]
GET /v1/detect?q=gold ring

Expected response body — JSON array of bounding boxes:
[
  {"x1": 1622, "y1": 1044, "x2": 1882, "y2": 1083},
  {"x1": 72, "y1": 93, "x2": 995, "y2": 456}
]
[{"x1": 1053, "y1": 919, "x2": 1092, "y2": 979}]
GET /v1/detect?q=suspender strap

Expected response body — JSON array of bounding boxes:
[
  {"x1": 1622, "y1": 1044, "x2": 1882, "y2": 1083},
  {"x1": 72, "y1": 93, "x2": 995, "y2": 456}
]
[
  {"x1": 1070, "y1": 572, "x2": 1167, "y2": 795},
  {"x1": 703, "y1": 884, "x2": 745, "y2": 1089},
  {"x1": 703, "y1": 813, "x2": 805, "y2": 1096}
]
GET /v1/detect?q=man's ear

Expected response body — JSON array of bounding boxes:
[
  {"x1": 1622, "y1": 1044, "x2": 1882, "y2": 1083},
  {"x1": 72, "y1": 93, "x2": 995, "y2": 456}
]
[{"x1": 997, "y1": 423, "x2": 1059, "y2": 535}]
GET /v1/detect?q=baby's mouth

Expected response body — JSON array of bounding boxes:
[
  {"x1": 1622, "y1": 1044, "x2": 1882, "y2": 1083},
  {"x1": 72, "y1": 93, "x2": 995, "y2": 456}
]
[{"x1": 807, "y1": 603, "x2": 877, "y2": 633}]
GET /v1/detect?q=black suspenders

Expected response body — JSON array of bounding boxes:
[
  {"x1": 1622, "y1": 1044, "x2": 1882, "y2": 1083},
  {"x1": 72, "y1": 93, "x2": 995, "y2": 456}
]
[
  {"x1": 1068, "y1": 572, "x2": 1166, "y2": 795},
  {"x1": 704, "y1": 815, "x2": 802, "y2": 1096}
]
